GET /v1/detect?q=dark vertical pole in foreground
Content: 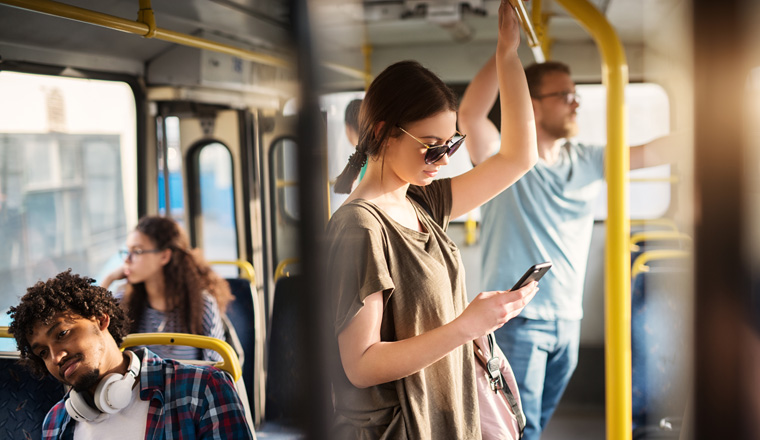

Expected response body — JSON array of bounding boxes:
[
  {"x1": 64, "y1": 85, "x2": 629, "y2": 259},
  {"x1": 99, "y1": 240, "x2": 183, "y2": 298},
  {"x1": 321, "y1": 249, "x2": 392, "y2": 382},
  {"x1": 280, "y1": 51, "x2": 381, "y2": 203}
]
[
  {"x1": 290, "y1": 0, "x2": 332, "y2": 438},
  {"x1": 692, "y1": 0, "x2": 754, "y2": 438}
]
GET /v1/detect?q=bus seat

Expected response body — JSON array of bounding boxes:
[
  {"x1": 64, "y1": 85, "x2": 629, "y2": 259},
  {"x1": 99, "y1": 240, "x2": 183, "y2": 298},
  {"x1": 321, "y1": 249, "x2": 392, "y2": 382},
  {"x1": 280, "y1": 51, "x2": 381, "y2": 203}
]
[
  {"x1": 274, "y1": 258, "x2": 300, "y2": 281},
  {"x1": 262, "y1": 275, "x2": 306, "y2": 437},
  {"x1": 0, "y1": 330, "x2": 66, "y2": 440},
  {"x1": 210, "y1": 260, "x2": 265, "y2": 428},
  {"x1": 120, "y1": 332, "x2": 256, "y2": 436},
  {"x1": 631, "y1": 252, "x2": 690, "y2": 438},
  {"x1": 222, "y1": 313, "x2": 245, "y2": 367},
  {"x1": 630, "y1": 232, "x2": 692, "y2": 266},
  {"x1": 225, "y1": 277, "x2": 265, "y2": 428}
]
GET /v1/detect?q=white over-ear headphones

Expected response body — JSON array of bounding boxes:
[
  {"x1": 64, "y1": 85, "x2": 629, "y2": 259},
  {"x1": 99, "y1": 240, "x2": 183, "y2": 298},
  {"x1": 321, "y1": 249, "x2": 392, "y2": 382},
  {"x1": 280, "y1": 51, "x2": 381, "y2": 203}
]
[{"x1": 64, "y1": 350, "x2": 141, "y2": 422}]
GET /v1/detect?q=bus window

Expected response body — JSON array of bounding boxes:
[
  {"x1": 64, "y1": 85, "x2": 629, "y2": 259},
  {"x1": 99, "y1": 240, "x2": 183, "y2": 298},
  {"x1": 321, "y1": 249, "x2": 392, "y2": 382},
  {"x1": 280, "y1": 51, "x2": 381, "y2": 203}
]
[
  {"x1": 86, "y1": 139, "x2": 127, "y2": 234},
  {"x1": 0, "y1": 72, "x2": 136, "y2": 346},
  {"x1": 270, "y1": 137, "x2": 300, "y2": 266},
  {"x1": 573, "y1": 83, "x2": 672, "y2": 220},
  {"x1": 196, "y1": 142, "x2": 238, "y2": 278},
  {"x1": 157, "y1": 116, "x2": 185, "y2": 224},
  {"x1": 273, "y1": 138, "x2": 300, "y2": 221}
]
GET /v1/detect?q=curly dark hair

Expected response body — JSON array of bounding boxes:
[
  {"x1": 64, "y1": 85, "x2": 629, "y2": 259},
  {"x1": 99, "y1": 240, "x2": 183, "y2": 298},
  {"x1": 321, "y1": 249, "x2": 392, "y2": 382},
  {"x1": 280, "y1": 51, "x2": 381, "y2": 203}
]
[
  {"x1": 122, "y1": 216, "x2": 233, "y2": 335},
  {"x1": 7, "y1": 269, "x2": 131, "y2": 377}
]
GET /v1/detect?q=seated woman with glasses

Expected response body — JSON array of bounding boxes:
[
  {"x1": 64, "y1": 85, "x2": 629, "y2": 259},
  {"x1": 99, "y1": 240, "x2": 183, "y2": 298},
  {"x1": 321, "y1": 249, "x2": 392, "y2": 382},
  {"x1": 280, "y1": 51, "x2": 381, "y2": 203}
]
[
  {"x1": 326, "y1": 2, "x2": 539, "y2": 438},
  {"x1": 102, "y1": 216, "x2": 233, "y2": 362}
]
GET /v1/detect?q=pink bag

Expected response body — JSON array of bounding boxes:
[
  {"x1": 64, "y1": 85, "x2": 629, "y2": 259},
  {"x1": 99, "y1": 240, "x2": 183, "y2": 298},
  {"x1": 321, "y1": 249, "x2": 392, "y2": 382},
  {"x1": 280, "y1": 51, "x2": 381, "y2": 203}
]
[{"x1": 473, "y1": 334, "x2": 525, "y2": 440}]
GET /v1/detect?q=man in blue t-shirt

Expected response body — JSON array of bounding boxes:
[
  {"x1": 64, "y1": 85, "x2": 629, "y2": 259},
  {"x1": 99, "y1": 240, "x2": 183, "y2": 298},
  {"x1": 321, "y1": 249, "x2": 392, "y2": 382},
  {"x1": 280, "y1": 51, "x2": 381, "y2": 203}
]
[{"x1": 459, "y1": 56, "x2": 674, "y2": 439}]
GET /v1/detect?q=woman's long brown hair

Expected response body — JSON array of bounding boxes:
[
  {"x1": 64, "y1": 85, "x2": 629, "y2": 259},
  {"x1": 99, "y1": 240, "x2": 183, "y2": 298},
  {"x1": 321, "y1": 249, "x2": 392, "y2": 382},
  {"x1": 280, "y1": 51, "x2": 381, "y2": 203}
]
[{"x1": 122, "y1": 216, "x2": 234, "y2": 335}]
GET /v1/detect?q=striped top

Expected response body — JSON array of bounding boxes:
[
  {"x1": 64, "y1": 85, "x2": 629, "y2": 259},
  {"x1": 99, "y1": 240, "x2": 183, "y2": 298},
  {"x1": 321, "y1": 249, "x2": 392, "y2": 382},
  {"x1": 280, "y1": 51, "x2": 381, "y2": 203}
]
[{"x1": 118, "y1": 289, "x2": 226, "y2": 362}]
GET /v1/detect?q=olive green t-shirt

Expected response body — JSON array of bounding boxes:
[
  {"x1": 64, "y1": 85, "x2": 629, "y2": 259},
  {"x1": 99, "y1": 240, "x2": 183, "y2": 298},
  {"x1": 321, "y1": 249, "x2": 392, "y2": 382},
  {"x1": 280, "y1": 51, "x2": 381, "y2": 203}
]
[{"x1": 326, "y1": 178, "x2": 480, "y2": 440}]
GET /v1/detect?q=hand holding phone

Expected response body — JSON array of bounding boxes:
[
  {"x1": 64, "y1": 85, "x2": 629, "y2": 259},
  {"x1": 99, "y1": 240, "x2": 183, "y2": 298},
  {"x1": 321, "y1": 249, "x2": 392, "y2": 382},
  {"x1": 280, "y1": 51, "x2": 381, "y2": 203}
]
[{"x1": 510, "y1": 262, "x2": 552, "y2": 291}]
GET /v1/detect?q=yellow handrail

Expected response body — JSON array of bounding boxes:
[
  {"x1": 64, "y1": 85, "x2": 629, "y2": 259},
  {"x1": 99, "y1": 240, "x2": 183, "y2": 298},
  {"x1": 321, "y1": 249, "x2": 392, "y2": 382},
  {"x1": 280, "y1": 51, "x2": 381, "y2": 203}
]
[
  {"x1": 0, "y1": 0, "x2": 367, "y2": 80},
  {"x1": 362, "y1": 42, "x2": 373, "y2": 90},
  {"x1": 209, "y1": 260, "x2": 256, "y2": 283},
  {"x1": 121, "y1": 333, "x2": 242, "y2": 382},
  {"x1": 631, "y1": 250, "x2": 690, "y2": 280},
  {"x1": 322, "y1": 61, "x2": 373, "y2": 83},
  {"x1": 276, "y1": 179, "x2": 298, "y2": 188},
  {"x1": 531, "y1": 0, "x2": 553, "y2": 60},
  {"x1": 0, "y1": 327, "x2": 242, "y2": 381},
  {"x1": 630, "y1": 231, "x2": 692, "y2": 252},
  {"x1": 553, "y1": 0, "x2": 630, "y2": 438},
  {"x1": 0, "y1": 0, "x2": 290, "y2": 68},
  {"x1": 274, "y1": 257, "x2": 299, "y2": 281},
  {"x1": 629, "y1": 176, "x2": 680, "y2": 183},
  {"x1": 0, "y1": 0, "x2": 370, "y2": 83},
  {"x1": 464, "y1": 213, "x2": 477, "y2": 246},
  {"x1": 508, "y1": 0, "x2": 545, "y2": 62},
  {"x1": 630, "y1": 218, "x2": 679, "y2": 232}
]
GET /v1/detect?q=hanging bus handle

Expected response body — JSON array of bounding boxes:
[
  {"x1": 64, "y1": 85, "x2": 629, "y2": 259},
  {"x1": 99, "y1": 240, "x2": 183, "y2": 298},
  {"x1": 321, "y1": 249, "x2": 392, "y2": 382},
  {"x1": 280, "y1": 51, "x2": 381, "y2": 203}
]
[{"x1": 507, "y1": 0, "x2": 546, "y2": 62}]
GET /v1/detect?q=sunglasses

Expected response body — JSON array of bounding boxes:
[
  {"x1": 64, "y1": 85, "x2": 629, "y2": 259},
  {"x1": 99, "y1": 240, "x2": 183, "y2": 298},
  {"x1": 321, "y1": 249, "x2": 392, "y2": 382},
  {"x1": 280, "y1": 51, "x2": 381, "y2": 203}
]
[{"x1": 397, "y1": 126, "x2": 466, "y2": 164}]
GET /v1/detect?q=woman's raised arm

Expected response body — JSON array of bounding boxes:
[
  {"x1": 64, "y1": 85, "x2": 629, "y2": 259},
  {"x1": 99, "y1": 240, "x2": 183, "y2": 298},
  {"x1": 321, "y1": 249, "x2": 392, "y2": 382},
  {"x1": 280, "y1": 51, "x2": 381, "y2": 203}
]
[{"x1": 450, "y1": 0, "x2": 537, "y2": 219}]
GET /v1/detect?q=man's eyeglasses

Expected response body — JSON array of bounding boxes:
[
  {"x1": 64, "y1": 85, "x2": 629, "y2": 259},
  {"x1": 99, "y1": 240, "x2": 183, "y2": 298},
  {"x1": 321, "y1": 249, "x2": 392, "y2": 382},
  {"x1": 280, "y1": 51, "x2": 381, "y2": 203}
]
[
  {"x1": 397, "y1": 126, "x2": 466, "y2": 164},
  {"x1": 533, "y1": 91, "x2": 580, "y2": 105},
  {"x1": 119, "y1": 249, "x2": 162, "y2": 260}
]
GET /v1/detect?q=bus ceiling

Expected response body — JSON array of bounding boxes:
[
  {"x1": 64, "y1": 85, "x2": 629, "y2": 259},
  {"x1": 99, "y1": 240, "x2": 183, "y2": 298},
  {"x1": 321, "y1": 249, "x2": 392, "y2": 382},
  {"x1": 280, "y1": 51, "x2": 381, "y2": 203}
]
[{"x1": 0, "y1": 0, "x2": 370, "y2": 92}]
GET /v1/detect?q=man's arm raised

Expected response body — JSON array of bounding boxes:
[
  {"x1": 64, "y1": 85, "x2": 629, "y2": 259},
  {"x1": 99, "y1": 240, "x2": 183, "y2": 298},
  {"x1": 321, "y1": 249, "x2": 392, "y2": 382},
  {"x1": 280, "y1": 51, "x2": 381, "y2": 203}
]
[{"x1": 459, "y1": 54, "x2": 502, "y2": 166}]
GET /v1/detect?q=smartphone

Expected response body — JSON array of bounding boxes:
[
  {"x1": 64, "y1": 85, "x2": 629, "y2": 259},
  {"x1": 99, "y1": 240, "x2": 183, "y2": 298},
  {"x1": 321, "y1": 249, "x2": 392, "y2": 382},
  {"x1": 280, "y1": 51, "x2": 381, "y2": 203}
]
[{"x1": 510, "y1": 262, "x2": 552, "y2": 291}]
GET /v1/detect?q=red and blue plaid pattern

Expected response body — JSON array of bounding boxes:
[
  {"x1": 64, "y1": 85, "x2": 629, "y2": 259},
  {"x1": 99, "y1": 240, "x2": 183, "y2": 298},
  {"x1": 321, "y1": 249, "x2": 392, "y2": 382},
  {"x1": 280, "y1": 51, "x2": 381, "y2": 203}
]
[{"x1": 41, "y1": 348, "x2": 253, "y2": 439}]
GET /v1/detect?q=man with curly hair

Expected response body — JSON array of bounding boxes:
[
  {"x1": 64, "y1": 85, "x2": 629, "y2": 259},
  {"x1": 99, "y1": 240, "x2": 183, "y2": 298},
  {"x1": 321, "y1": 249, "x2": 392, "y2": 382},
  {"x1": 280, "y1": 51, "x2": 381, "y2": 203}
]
[{"x1": 8, "y1": 269, "x2": 253, "y2": 440}]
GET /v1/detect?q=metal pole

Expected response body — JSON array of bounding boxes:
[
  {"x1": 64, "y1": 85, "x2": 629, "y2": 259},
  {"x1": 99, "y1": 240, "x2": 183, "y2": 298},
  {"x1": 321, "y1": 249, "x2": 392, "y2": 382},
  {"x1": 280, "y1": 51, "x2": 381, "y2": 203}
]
[
  {"x1": 290, "y1": 0, "x2": 332, "y2": 438},
  {"x1": 552, "y1": 1, "x2": 631, "y2": 438}
]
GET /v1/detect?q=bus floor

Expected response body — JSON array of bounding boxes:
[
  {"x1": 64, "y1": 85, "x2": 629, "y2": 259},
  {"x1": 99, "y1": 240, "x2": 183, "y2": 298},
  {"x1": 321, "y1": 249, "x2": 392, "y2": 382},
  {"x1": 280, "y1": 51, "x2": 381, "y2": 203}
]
[
  {"x1": 542, "y1": 344, "x2": 606, "y2": 439},
  {"x1": 542, "y1": 403, "x2": 606, "y2": 439}
]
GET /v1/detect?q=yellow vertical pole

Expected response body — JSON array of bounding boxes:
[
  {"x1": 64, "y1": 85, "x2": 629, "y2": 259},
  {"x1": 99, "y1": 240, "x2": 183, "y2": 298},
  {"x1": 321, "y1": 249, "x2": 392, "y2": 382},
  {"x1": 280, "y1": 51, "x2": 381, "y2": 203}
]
[
  {"x1": 552, "y1": 1, "x2": 630, "y2": 439},
  {"x1": 530, "y1": 0, "x2": 553, "y2": 61},
  {"x1": 362, "y1": 42, "x2": 373, "y2": 91}
]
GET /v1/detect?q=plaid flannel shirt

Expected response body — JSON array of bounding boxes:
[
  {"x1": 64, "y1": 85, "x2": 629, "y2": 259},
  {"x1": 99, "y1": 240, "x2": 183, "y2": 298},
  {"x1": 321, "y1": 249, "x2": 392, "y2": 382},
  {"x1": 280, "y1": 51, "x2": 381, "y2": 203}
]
[{"x1": 41, "y1": 348, "x2": 253, "y2": 440}]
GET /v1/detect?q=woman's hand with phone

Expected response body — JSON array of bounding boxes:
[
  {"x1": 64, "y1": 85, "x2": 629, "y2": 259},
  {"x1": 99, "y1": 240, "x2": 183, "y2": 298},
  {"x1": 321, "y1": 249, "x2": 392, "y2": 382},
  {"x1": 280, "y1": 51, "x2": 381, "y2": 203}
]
[{"x1": 455, "y1": 281, "x2": 538, "y2": 341}]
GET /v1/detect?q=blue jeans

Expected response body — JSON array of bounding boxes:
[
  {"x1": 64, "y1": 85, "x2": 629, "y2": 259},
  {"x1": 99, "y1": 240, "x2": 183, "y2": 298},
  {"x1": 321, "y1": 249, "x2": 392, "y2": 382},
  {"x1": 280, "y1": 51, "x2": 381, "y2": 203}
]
[{"x1": 494, "y1": 318, "x2": 581, "y2": 440}]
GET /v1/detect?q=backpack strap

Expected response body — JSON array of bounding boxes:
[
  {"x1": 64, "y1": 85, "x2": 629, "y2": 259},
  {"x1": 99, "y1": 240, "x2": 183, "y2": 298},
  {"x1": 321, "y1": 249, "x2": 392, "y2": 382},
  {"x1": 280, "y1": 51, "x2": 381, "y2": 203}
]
[{"x1": 487, "y1": 333, "x2": 526, "y2": 437}]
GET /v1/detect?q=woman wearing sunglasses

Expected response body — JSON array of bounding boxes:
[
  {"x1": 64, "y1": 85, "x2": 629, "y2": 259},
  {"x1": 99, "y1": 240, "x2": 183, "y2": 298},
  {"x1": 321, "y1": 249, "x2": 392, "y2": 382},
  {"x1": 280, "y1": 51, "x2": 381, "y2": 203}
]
[{"x1": 327, "y1": 2, "x2": 538, "y2": 439}]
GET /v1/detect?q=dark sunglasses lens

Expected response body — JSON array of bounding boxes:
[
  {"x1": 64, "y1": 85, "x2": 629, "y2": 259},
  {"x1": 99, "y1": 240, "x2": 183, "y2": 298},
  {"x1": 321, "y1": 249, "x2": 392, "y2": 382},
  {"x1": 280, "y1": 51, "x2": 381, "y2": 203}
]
[
  {"x1": 448, "y1": 138, "x2": 464, "y2": 157},
  {"x1": 425, "y1": 146, "x2": 448, "y2": 164},
  {"x1": 424, "y1": 137, "x2": 465, "y2": 164}
]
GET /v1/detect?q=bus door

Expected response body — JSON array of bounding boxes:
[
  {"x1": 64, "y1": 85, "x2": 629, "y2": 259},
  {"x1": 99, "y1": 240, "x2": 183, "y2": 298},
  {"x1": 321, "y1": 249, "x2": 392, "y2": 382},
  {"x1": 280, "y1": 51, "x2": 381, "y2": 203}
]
[
  {"x1": 153, "y1": 103, "x2": 272, "y2": 425},
  {"x1": 157, "y1": 107, "x2": 239, "y2": 264}
]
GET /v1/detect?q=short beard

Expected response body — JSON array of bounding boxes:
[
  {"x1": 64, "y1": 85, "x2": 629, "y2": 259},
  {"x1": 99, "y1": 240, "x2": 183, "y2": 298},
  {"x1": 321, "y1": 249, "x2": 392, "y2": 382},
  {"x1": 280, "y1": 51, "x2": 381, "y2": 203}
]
[
  {"x1": 72, "y1": 369, "x2": 101, "y2": 393},
  {"x1": 541, "y1": 119, "x2": 578, "y2": 140}
]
